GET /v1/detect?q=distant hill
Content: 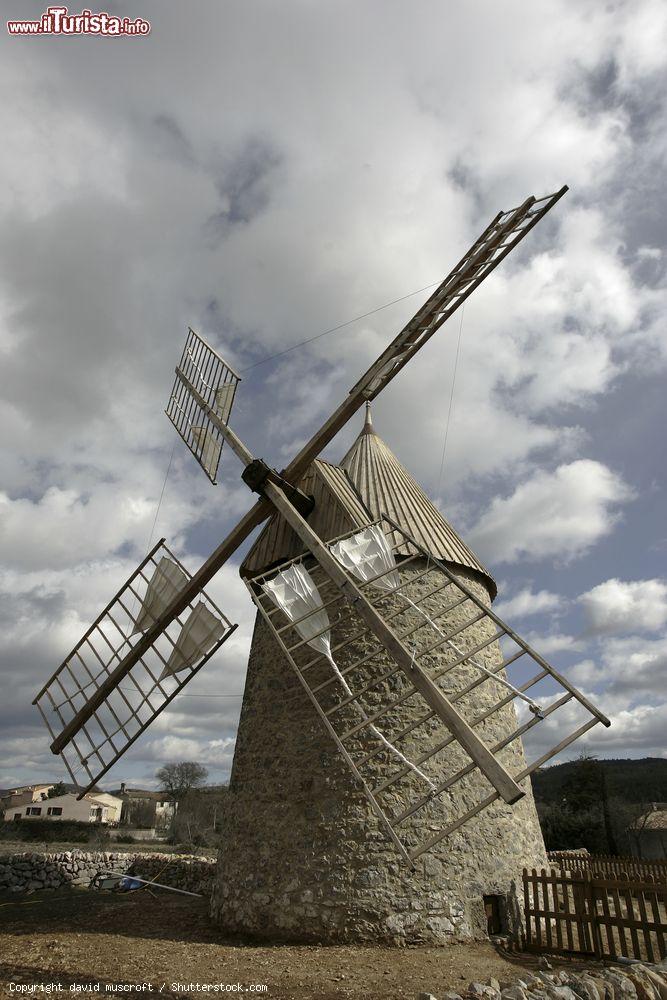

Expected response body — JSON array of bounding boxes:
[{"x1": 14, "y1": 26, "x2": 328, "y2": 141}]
[{"x1": 531, "y1": 757, "x2": 667, "y2": 807}]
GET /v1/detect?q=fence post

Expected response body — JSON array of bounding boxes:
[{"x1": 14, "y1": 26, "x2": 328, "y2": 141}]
[
  {"x1": 588, "y1": 874, "x2": 604, "y2": 959},
  {"x1": 572, "y1": 871, "x2": 592, "y2": 954}
]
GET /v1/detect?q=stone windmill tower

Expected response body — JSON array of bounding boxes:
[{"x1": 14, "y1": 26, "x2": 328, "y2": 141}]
[
  {"x1": 214, "y1": 405, "x2": 548, "y2": 943},
  {"x1": 33, "y1": 185, "x2": 609, "y2": 947}
]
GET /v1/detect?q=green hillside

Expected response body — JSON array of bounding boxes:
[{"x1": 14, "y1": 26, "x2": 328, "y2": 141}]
[
  {"x1": 531, "y1": 757, "x2": 667, "y2": 806},
  {"x1": 529, "y1": 757, "x2": 667, "y2": 855}
]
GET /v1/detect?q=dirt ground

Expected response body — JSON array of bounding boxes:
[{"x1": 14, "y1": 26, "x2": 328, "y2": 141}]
[{"x1": 0, "y1": 885, "x2": 540, "y2": 1000}]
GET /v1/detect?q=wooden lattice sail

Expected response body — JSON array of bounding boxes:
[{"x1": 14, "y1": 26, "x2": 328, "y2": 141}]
[
  {"x1": 244, "y1": 515, "x2": 608, "y2": 865},
  {"x1": 33, "y1": 540, "x2": 237, "y2": 795}
]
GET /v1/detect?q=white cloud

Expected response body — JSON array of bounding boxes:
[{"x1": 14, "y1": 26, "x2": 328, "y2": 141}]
[
  {"x1": 579, "y1": 577, "x2": 667, "y2": 634},
  {"x1": 570, "y1": 635, "x2": 667, "y2": 699},
  {"x1": 494, "y1": 586, "x2": 564, "y2": 620},
  {"x1": 468, "y1": 460, "x2": 634, "y2": 565},
  {"x1": 522, "y1": 632, "x2": 583, "y2": 657}
]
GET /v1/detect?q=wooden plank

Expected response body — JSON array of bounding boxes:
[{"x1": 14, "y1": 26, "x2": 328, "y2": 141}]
[
  {"x1": 611, "y1": 886, "x2": 629, "y2": 958},
  {"x1": 561, "y1": 874, "x2": 575, "y2": 952},
  {"x1": 636, "y1": 884, "x2": 654, "y2": 963},
  {"x1": 542, "y1": 870, "x2": 554, "y2": 951},
  {"x1": 532, "y1": 870, "x2": 542, "y2": 951},
  {"x1": 552, "y1": 869, "x2": 564, "y2": 952},
  {"x1": 622, "y1": 878, "x2": 642, "y2": 958},
  {"x1": 523, "y1": 869, "x2": 532, "y2": 949},
  {"x1": 572, "y1": 874, "x2": 592, "y2": 954},
  {"x1": 646, "y1": 885, "x2": 665, "y2": 959},
  {"x1": 597, "y1": 880, "x2": 615, "y2": 958}
]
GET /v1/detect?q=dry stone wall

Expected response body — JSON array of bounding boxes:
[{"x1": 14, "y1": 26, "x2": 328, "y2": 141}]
[
  {"x1": 0, "y1": 850, "x2": 215, "y2": 895},
  {"x1": 213, "y1": 559, "x2": 548, "y2": 944},
  {"x1": 416, "y1": 962, "x2": 667, "y2": 1000}
]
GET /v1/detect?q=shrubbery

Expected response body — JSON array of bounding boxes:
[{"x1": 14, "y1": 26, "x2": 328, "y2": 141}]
[{"x1": 0, "y1": 818, "x2": 92, "y2": 843}]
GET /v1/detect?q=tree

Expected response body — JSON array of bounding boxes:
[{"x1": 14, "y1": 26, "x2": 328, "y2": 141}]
[
  {"x1": 155, "y1": 762, "x2": 208, "y2": 801},
  {"x1": 543, "y1": 752, "x2": 619, "y2": 855},
  {"x1": 47, "y1": 782, "x2": 68, "y2": 799},
  {"x1": 173, "y1": 786, "x2": 228, "y2": 849}
]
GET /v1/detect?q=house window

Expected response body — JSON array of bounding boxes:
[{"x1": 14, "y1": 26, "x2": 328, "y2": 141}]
[
  {"x1": 47, "y1": 807, "x2": 63, "y2": 816},
  {"x1": 27, "y1": 807, "x2": 42, "y2": 816},
  {"x1": 13, "y1": 813, "x2": 21, "y2": 820}
]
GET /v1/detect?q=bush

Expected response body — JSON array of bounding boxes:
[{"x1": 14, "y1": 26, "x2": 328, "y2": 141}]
[
  {"x1": 0, "y1": 819, "x2": 91, "y2": 843},
  {"x1": 114, "y1": 834, "x2": 136, "y2": 844}
]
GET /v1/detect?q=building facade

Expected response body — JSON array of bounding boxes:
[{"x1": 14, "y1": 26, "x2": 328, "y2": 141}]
[{"x1": 5, "y1": 791, "x2": 122, "y2": 824}]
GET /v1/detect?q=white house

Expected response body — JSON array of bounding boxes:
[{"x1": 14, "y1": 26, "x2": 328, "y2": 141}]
[
  {"x1": 0, "y1": 783, "x2": 56, "y2": 813},
  {"x1": 6, "y1": 791, "x2": 123, "y2": 825}
]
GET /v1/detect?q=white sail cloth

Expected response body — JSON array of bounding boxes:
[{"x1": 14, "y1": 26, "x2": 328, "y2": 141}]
[
  {"x1": 134, "y1": 558, "x2": 227, "y2": 680},
  {"x1": 162, "y1": 601, "x2": 227, "y2": 678},
  {"x1": 190, "y1": 426, "x2": 222, "y2": 479},
  {"x1": 330, "y1": 526, "x2": 543, "y2": 716},
  {"x1": 261, "y1": 562, "x2": 435, "y2": 790},
  {"x1": 214, "y1": 382, "x2": 235, "y2": 422},
  {"x1": 262, "y1": 563, "x2": 335, "y2": 664},
  {"x1": 329, "y1": 523, "x2": 401, "y2": 593},
  {"x1": 133, "y1": 557, "x2": 189, "y2": 634}
]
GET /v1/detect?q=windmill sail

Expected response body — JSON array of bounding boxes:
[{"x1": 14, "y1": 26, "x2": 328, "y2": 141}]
[
  {"x1": 166, "y1": 328, "x2": 240, "y2": 484},
  {"x1": 246, "y1": 515, "x2": 609, "y2": 864},
  {"x1": 33, "y1": 539, "x2": 237, "y2": 797},
  {"x1": 190, "y1": 426, "x2": 222, "y2": 480}
]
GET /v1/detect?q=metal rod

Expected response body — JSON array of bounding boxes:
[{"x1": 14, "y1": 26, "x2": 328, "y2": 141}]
[{"x1": 98, "y1": 871, "x2": 202, "y2": 897}]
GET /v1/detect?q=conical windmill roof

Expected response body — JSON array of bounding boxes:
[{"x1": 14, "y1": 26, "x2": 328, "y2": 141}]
[{"x1": 340, "y1": 405, "x2": 496, "y2": 598}]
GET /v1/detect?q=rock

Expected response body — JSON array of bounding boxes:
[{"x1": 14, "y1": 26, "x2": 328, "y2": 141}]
[
  {"x1": 551, "y1": 989, "x2": 577, "y2": 1000},
  {"x1": 418, "y1": 994, "x2": 440, "y2": 1000},
  {"x1": 627, "y1": 975, "x2": 658, "y2": 1000},
  {"x1": 576, "y1": 977, "x2": 604, "y2": 1000},
  {"x1": 501, "y1": 988, "x2": 527, "y2": 1000},
  {"x1": 538, "y1": 974, "x2": 557, "y2": 987},
  {"x1": 637, "y1": 971, "x2": 666, "y2": 1000}
]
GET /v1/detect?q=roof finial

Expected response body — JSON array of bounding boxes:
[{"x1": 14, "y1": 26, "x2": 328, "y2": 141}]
[{"x1": 363, "y1": 401, "x2": 374, "y2": 434}]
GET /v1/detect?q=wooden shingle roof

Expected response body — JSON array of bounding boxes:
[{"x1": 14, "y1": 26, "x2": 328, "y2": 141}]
[{"x1": 340, "y1": 406, "x2": 496, "y2": 597}]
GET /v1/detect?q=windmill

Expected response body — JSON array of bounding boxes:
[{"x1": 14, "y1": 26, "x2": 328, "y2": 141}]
[{"x1": 33, "y1": 186, "x2": 610, "y2": 942}]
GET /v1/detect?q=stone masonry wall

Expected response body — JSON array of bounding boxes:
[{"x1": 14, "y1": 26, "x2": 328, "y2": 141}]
[
  {"x1": 0, "y1": 850, "x2": 215, "y2": 895},
  {"x1": 213, "y1": 559, "x2": 548, "y2": 944}
]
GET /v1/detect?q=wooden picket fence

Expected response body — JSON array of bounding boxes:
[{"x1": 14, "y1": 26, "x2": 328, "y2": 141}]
[
  {"x1": 548, "y1": 851, "x2": 667, "y2": 881},
  {"x1": 523, "y1": 867, "x2": 667, "y2": 962}
]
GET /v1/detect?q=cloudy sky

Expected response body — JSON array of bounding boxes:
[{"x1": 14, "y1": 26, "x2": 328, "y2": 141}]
[{"x1": 1, "y1": 0, "x2": 665, "y2": 792}]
